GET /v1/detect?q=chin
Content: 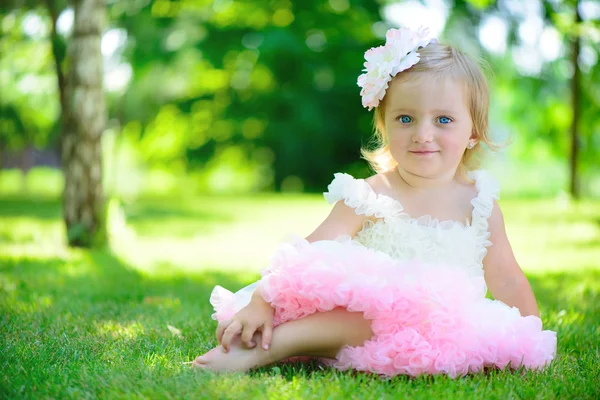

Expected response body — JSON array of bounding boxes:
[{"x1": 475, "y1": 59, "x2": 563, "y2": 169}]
[{"x1": 401, "y1": 166, "x2": 437, "y2": 177}]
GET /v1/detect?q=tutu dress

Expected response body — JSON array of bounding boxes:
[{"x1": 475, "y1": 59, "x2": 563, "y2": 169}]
[{"x1": 209, "y1": 170, "x2": 557, "y2": 378}]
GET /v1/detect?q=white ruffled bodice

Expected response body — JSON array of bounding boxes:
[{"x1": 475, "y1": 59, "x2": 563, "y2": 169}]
[{"x1": 323, "y1": 170, "x2": 500, "y2": 278}]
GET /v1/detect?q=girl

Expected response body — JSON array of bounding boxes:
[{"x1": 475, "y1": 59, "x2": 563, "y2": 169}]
[{"x1": 193, "y1": 27, "x2": 557, "y2": 377}]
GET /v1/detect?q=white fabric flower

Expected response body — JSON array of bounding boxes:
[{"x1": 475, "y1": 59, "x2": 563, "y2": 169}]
[{"x1": 357, "y1": 27, "x2": 434, "y2": 110}]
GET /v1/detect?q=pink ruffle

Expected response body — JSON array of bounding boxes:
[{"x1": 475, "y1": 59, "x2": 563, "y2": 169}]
[
  {"x1": 248, "y1": 237, "x2": 557, "y2": 378},
  {"x1": 209, "y1": 285, "x2": 237, "y2": 321}
]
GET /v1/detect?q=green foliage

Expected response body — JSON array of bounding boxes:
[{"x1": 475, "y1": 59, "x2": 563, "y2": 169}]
[
  {"x1": 0, "y1": 8, "x2": 61, "y2": 149},
  {"x1": 104, "y1": 0, "x2": 386, "y2": 191},
  {"x1": 1, "y1": 192, "x2": 599, "y2": 398}
]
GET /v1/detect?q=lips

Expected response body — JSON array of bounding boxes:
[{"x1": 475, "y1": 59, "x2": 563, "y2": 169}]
[{"x1": 410, "y1": 150, "x2": 438, "y2": 153}]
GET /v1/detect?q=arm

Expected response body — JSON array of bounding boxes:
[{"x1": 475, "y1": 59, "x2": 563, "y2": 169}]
[
  {"x1": 305, "y1": 200, "x2": 367, "y2": 242},
  {"x1": 231, "y1": 200, "x2": 366, "y2": 350},
  {"x1": 483, "y1": 200, "x2": 540, "y2": 318}
]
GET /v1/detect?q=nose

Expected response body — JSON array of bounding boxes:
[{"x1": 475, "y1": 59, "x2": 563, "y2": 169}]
[{"x1": 411, "y1": 122, "x2": 434, "y2": 143}]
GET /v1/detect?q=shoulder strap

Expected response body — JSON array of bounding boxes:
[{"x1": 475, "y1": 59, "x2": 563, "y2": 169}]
[
  {"x1": 323, "y1": 173, "x2": 402, "y2": 219},
  {"x1": 467, "y1": 169, "x2": 501, "y2": 239}
]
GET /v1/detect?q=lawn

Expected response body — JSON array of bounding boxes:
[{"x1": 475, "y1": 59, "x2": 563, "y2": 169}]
[{"x1": 1, "y1": 192, "x2": 599, "y2": 399}]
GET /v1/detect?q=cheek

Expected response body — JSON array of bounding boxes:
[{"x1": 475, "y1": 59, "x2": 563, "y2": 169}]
[
  {"x1": 440, "y1": 123, "x2": 472, "y2": 151},
  {"x1": 438, "y1": 134, "x2": 465, "y2": 150},
  {"x1": 387, "y1": 128, "x2": 409, "y2": 147}
]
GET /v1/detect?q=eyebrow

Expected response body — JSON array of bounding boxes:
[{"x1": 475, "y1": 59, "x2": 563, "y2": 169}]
[{"x1": 389, "y1": 108, "x2": 457, "y2": 114}]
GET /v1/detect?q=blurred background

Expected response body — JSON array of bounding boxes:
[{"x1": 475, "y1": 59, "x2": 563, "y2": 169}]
[
  {"x1": 2, "y1": 0, "x2": 599, "y2": 193},
  {"x1": 2, "y1": 2, "x2": 599, "y2": 395},
  {"x1": 0, "y1": 0, "x2": 599, "y2": 267}
]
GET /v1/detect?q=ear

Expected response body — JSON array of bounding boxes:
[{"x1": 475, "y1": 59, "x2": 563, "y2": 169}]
[{"x1": 469, "y1": 131, "x2": 479, "y2": 144}]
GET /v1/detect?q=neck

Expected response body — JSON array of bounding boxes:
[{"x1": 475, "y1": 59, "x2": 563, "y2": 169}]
[{"x1": 396, "y1": 166, "x2": 458, "y2": 190}]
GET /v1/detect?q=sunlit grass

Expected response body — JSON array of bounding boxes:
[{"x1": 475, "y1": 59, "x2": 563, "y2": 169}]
[
  {"x1": 96, "y1": 320, "x2": 146, "y2": 340},
  {"x1": 0, "y1": 191, "x2": 598, "y2": 398},
  {"x1": 502, "y1": 199, "x2": 600, "y2": 272},
  {"x1": 99, "y1": 194, "x2": 600, "y2": 275}
]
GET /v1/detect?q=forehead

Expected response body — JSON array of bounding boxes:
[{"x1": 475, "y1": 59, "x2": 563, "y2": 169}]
[{"x1": 384, "y1": 74, "x2": 468, "y2": 113}]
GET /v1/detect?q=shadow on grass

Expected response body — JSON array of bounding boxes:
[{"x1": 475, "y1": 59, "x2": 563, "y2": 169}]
[
  {"x1": 1, "y1": 249, "x2": 252, "y2": 310},
  {"x1": 1, "y1": 246, "x2": 268, "y2": 397},
  {"x1": 0, "y1": 195, "x2": 236, "y2": 240},
  {"x1": 1, "y1": 246, "x2": 262, "y2": 391},
  {"x1": 0, "y1": 196, "x2": 61, "y2": 219},
  {"x1": 527, "y1": 268, "x2": 599, "y2": 360},
  {"x1": 123, "y1": 201, "x2": 233, "y2": 225},
  {"x1": 0, "y1": 195, "x2": 233, "y2": 225},
  {"x1": 0, "y1": 248, "x2": 254, "y2": 352},
  {"x1": 528, "y1": 268, "x2": 600, "y2": 311}
]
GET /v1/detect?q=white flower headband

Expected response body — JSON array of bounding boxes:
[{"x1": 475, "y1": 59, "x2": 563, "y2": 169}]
[{"x1": 357, "y1": 27, "x2": 436, "y2": 110}]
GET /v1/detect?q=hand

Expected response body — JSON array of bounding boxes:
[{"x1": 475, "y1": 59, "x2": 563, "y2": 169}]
[{"x1": 217, "y1": 296, "x2": 274, "y2": 353}]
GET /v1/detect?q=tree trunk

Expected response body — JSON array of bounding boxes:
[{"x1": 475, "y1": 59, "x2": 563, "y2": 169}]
[
  {"x1": 569, "y1": 2, "x2": 581, "y2": 200},
  {"x1": 61, "y1": 0, "x2": 106, "y2": 247},
  {"x1": 45, "y1": 0, "x2": 68, "y2": 172},
  {"x1": 46, "y1": 0, "x2": 67, "y2": 123}
]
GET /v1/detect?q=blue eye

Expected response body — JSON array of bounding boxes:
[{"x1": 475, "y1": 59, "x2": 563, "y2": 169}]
[
  {"x1": 399, "y1": 115, "x2": 412, "y2": 124},
  {"x1": 438, "y1": 116, "x2": 452, "y2": 124}
]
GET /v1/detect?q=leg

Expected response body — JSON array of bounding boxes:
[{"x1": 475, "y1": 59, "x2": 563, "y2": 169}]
[{"x1": 194, "y1": 307, "x2": 373, "y2": 372}]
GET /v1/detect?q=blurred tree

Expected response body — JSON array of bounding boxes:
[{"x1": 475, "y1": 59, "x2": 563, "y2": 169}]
[
  {"x1": 0, "y1": 2, "x2": 63, "y2": 172},
  {"x1": 447, "y1": 0, "x2": 598, "y2": 198},
  {"x1": 567, "y1": 0, "x2": 582, "y2": 198},
  {"x1": 512, "y1": 0, "x2": 598, "y2": 199},
  {"x1": 1, "y1": 0, "x2": 106, "y2": 246},
  {"x1": 61, "y1": 0, "x2": 106, "y2": 247},
  {"x1": 44, "y1": 0, "x2": 68, "y2": 146}
]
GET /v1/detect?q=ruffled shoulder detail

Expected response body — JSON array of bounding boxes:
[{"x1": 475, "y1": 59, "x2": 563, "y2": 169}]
[
  {"x1": 467, "y1": 169, "x2": 500, "y2": 223},
  {"x1": 323, "y1": 173, "x2": 404, "y2": 220},
  {"x1": 466, "y1": 169, "x2": 501, "y2": 264}
]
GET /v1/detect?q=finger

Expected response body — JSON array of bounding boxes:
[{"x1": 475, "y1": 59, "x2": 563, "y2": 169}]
[
  {"x1": 241, "y1": 325, "x2": 257, "y2": 348},
  {"x1": 216, "y1": 319, "x2": 232, "y2": 344},
  {"x1": 221, "y1": 321, "x2": 242, "y2": 352},
  {"x1": 261, "y1": 324, "x2": 273, "y2": 350}
]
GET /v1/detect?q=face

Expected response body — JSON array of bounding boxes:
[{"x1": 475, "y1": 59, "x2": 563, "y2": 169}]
[{"x1": 383, "y1": 74, "x2": 474, "y2": 179}]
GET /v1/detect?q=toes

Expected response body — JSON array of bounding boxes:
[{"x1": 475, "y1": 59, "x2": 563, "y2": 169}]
[
  {"x1": 194, "y1": 347, "x2": 221, "y2": 364},
  {"x1": 195, "y1": 356, "x2": 207, "y2": 364},
  {"x1": 192, "y1": 346, "x2": 225, "y2": 368}
]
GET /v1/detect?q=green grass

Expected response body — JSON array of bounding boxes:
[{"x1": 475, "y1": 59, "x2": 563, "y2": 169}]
[{"x1": 1, "y1": 193, "x2": 599, "y2": 399}]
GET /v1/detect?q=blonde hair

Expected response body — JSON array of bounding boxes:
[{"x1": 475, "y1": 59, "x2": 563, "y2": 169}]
[{"x1": 360, "y1": 42, "x2": 503, "y2": 179}]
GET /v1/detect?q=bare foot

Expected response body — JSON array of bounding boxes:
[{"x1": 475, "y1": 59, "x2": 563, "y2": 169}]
[{"x1": 193, "y1": 332, "x2": 274, "y2": 373}]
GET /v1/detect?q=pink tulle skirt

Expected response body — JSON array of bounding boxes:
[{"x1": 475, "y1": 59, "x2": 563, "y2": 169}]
[{"x1": 210, "y1": 237, "x2": 557, "y2": 378}]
